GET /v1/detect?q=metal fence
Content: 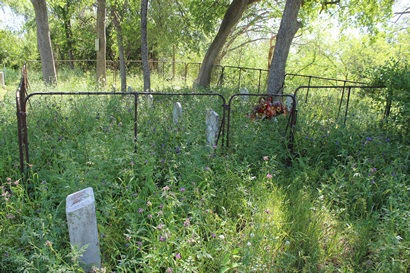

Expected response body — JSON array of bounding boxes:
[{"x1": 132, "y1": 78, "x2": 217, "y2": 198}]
[
  {"x1": 16, "y1": 66, "x2": 297, "y2": 173},
  {"x1": 25, "y1": 60, "x2": 368, "y2": 93}
]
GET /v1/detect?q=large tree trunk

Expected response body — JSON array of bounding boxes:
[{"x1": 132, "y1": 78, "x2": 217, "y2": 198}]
[
  {"x1": 195, "y1": 0, "x2": 259, "y2": 89},
  {"x1": 96, "y1": 0, "x2": 106, "y2": 86},
  {"x1": 267, "y1": 0, "x2": 302, "y2": 94},
  {"x1": 141, "y1": 0, "x2": 150, "y2": 91},
  {"x1": 111, "y1": 6, "x2": 126, "y2": 92},
  {"x1": 31, "y1": 0, "x2": 57, "y2": 85}
]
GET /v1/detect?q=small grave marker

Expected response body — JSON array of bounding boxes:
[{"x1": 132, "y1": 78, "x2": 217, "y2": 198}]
[
  {"x1": 206, "y1": 109, "x2": 219, "y2": 146},
  {"x1": 147, "y1": 94, "x2": 153, "y2": 108},
  {"x1": 286, "y1": 96, "x2": 293, "y2": 111},
  {"x1": 173, "y1": 102, "x2": 182, "y2": 124},
  {"x1": 239, "y1": 87, "x2": 249, "y2": 101},
  {"x1": 66, "y1": 187, "x2": 101, "y2": 272},
  {"x1": 0, "y1": 72, "x2": 4, "y2": 87}
]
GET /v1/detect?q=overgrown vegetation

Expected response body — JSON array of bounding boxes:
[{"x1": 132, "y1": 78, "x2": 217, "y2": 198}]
[{"x1": 0, "y1": 70, "x2": 409, "y2": 272}]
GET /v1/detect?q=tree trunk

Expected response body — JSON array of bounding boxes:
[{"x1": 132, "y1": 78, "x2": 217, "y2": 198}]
[
  {"x1": 61, "y1": 4, "x2": 74, "y2": 70},
  {"x1": 267, "y1": 0, "x2": 302, "y2": 95},
  {"x1": 31, "y1": 0, "x2": 57, "y2": 85},
  {"x1": 195, "y1": 0, "x2": 259, "y2": 89},
  {"x1": 96, "y1": 0, "x2": 106, "y2": 86},
  {"x1": 141, "y1": 0, "x2": 150, "y2": 91},
  {"x1": 111, "y1": 6, "x2": 127, "y2": 92}
]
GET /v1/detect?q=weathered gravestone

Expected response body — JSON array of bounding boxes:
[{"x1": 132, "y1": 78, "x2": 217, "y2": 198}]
[
  {"x1": 286, "y1": 96, "x2": 293, "y2": 112},
  {"x1": 0, "y1": 72, "x2": 4, "y2": 87},
  {"x1": 66, "y1": 187, "x2": 101, "y2": 272},
  {"x1": 173, "y1": 102, "x2": 182, "y2": 124},
  {"x1": 206, "y1": 109, "x2": 219, "y2": 146},
  {"x1": 147, "y1": 94, "x2": 153, "y2": 108},
  {"x1": 239, "y1": 87, "x2": 249, "y2": 101}
]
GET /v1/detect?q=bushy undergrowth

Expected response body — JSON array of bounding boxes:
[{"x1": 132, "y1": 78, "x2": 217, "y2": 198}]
[{"x1": 0, "y1": 77, "x2": 409, "y2": 272}]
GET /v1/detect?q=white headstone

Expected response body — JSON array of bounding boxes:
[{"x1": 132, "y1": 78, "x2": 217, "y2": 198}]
[
  {"x1": 239, "y1": 87, "x2": 249, "y2": 101},
  {"x1": 0, "y1": 72, "x2": 4, "y2": 87},
  {"x1": 147, "y1": 95, "x2": 153, "y2": 108},
  {"x1": 173, "y1": 102, "x2": 182, "y2": 124},
  {"x1": 286, "y1": 96, "x2": 293, "y2": 111},
  {"x1": 66, "y1": 187, "x2": 101, "y2": 272},
  {"x1": 206, "y1": 109, "x2": 219, "y2": 146}
]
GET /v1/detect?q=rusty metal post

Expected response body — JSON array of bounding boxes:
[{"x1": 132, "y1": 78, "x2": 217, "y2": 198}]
[
  {"x1": 337, "y1": 81, "x2": 347, "y2": 120},
  {"x1": 16, "y1": 66, "x2": 29, "y2": 173},
  {"x1": 344, "y1": 87, "x2": 351, "y2": 125}
]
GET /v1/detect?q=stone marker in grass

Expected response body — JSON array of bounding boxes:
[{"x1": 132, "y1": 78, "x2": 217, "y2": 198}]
[
  {"x1": 173, "y1": 102, "x2": 182, "y2": 124},
  {"x1": 0, "y1": 72, "x2": 4, "y2": 87},
  {"x1": 239, "y1": 87, "x2": 249, "y2": 101},
  {"x1": 206, "y1": 109, "x2": 219, "y2": 146},
  {"x1": 66, "y1": 187, "x2": 101, "y2": 272}
]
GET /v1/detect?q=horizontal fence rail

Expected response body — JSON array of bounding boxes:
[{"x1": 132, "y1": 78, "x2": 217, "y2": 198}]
[{"x1": 25, "y1": 60, "x2": 369, "y2": 93}]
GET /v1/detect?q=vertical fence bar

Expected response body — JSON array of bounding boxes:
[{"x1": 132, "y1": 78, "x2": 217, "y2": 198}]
[
  {"x1": 337, "y1": 81, "x2": 347, "y2": 120},
  {"x1": 305, "y1": 76, "x2": 312, "y2": 103},
  {"x1": 344, "y1": 87, "x2": 351, "y2": 125},
  {"x1": 257, "y1": 69, "x2": 262, "y2": 93}
]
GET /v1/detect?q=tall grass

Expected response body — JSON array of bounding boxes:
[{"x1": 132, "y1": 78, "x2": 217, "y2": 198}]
[{"x1": 0, "y1": 75, "x2": 409, "y2": 272}]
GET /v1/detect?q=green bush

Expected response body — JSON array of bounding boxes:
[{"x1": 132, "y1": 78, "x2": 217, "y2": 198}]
[{"x1": 366, "y1": 59, "x2": 410, "y2": 141}]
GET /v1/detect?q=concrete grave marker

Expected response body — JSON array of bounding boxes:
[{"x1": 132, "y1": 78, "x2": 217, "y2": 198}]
[
  {"x1": 206, "y1": 109, "x2": 219, "y2": 146},
  {"x1": 173, "y1": 102, "x2": 182, "y2": 124},
  {"x1": 286, "y1": 96, "x2": 293, "y2": 112},
  {"x1": 0, "y1": 72, "x2": 4, "y2": 87},
  {"x1": 147, "y1": 94, "x2": 154, "y2": 108},
  {"x1": 66, "y1": 187, "x2": 101, "y2": 272},
  {"x1": 239, "y1": 87, "x2": 249, "y2": 101}
]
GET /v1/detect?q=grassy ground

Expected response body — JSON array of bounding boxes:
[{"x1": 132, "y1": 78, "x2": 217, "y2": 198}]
[{"x1": 0, "y1": 75, "x2": 409, "y2": 272}]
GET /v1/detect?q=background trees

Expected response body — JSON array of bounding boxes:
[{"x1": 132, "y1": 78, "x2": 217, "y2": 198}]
[{"x1": 0, "y1": 0, "x2": 407, "y2": 88}]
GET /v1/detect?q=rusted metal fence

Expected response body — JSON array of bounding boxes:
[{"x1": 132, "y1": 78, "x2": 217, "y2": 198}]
[
  {"x1": 16, "y1": 67, "x2": 297, "y2": 173},
  {"x1": 25, "y1": 60, "x2": 368, "y2": 93}
]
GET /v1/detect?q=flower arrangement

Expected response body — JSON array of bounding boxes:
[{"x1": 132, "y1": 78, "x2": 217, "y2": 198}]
[{"x1": 249, "y1": 96, "x2": 289, "y2": 120}]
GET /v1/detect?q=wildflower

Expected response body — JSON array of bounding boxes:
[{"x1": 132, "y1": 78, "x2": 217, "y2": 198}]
[
  {"x1": 371, "y1": 167, "x2": 377, "y2": 173},
  {"x1": 211, "y1": 233, "x2": 216, "y2": 238},
  {"x1": 157, "y1": 223, "x2": 165, "y2": 230},
  {"x1": 247, "y1": 241, "x2": 252, "y2": 246},
  {"x1": 219, "y1": 235, "x2": 225, "y2": 239},
  {"x1": 138, "y1": 208, "x2": 144, "y2": 214},
  {"x1": 13, "y1": 180, "x2": 19, "y2": 186},
  {"x1": 175, "y1": 253, "x2": 181, "y2": 259},
  {"x1": 125, "y1": 234, "x2": 131, "y2": 241},
  {"x1": 130, "y1": 161, "x2": 135, "y2": 166},
  {"x1": 148, "y1": 214, "x2": 153, "y2": 219},
  {"x1": 157, "y1": 210, "x2": 163, "y2": 217},
  {"x1": 366, "y1": 137, "x2": 373, "y2": 141},
  {"x1": 146, "y1": 201, "x2": 152, "y2": 207},
  {"x1": 180, "y1": 187, "x2": 185, "y2": 192},
  {"x1": 166, "y1": 268, "x2": 173, "y2": 273},
  {"x1": 159, "y1": 235, "x2": 166, "y2": 242},
  {"x1": 285, "y1": 240, "x2": 290, "y2": 245},
  {"x1": 263, "y1": 156, "x2": 269, "y2": 161},
  {"x1": 6, "y1": 178, "x2": 11, "y2": 182},
  {"x1": 266, "y1": 173, "x2": 273, "y2": 179},
  {"x1": 184, "y1": 218, "x2": 191, "y2": 227},
  {"x1": 162, "y1": 186, "x2": 170, "y2": 191},
  {"x1": 265, "y1": 209, "x2": 271, "y2": 214},
  {"x1": 45, "y1": 240, "x2": 53, "y2": 248},
  {"x1": 6, "y1": 214, "x2": 15, "y2": 219}
]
